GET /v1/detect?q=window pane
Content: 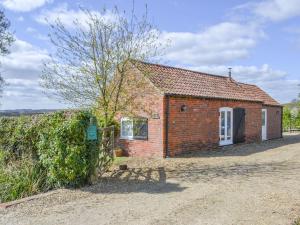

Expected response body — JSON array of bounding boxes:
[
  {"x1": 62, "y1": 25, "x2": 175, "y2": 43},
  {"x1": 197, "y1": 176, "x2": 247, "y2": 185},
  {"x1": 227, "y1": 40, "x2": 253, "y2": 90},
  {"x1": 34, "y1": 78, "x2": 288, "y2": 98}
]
[
  {"x1": 121, "y1": 119, "x2": 133, "y2": 137},
  {"x1": 262, "y1": 111, "x2": 266, "y2": 126},
  {"x1": 221, "y1": 111, "x2": 225, "y2": 140},
  {"x1": 227, "y1": 111, "x2": 231, "y2": 140},
  {"x1": 133, "y1": 118, "x2": 148, "y2": 138}
]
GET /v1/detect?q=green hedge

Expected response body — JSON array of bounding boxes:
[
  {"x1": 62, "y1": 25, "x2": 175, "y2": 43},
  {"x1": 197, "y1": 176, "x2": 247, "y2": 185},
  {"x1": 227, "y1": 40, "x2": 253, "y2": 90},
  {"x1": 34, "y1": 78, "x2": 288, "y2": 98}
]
[
  {"x1": 0, "y1": 111, "x2": 102, "y2": 203},
  {"x1": 283, "y1": 107, "x2": 300, "y2": 131},
  {"x1": 0, "y1": 115, "x2": 41, "y2": 159},
  {"x1": 0, "y1": 155, "x2": 47, "y2": 202}
]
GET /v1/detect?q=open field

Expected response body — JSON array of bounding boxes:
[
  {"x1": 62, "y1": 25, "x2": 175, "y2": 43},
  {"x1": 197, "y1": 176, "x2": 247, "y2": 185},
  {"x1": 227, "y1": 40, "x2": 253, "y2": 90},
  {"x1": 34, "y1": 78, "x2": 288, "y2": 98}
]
[{"x1": 1, "y1": 134, "x2": 300, "y2": 225}]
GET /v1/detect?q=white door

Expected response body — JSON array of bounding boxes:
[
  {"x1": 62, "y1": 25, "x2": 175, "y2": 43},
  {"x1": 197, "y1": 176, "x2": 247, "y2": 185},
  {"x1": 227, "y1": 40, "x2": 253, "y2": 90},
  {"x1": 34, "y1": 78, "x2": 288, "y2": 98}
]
[
  {"x1": 262, "y1": 109, "x2": 267, "y2": 141},
  {"x1": 219, "y1": 107, "x2": 233, "y2": 146}
]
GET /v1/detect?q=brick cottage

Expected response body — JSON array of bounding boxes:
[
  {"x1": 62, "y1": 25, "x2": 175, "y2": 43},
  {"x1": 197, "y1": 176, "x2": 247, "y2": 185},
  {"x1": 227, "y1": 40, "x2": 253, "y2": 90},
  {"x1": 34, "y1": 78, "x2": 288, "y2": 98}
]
[{"x1": 118, "y1": 61, "x2": 282, "y2": 158}]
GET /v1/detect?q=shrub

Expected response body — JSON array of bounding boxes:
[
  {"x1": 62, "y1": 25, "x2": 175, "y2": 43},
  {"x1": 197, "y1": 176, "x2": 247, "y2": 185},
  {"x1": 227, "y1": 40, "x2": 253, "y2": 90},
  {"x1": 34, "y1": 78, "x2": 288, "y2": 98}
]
[
  {"x1": 37, "y1": 111, "x2": 99, "y2": 187},
  {"x1": 0, "y1": 151, "x2": 48, "y2": 203},
  {"x1": 93, "y1": 108, "x2": 120, "y2": 138},
  {"x1": 293, "y1": 218, "x2": 300, "y2": 225},
  {"x1": 283, "y1": 107, "x2": 300, "y2": 131},
  {"x1": 0, "y1": 116, "x2": 42, "y2": 160},
  {"x1": 0, "y1": 110, "x2": 111, "y2": 202}
]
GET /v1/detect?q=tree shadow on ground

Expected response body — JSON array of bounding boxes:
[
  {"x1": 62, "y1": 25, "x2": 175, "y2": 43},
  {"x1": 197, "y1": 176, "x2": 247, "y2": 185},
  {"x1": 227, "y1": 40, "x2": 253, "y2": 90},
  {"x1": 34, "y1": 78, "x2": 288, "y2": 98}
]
[
  {"x1": 82, "y1": 135, "x2": 300, "y2": 194},
  {"x1": 84, "y1": 160, "x2": 300, "y2": 194},
  {"x1": 83, "y1": 167, "x2": 186, "y2": 194},
  {"x1": 177, "y1": 134, "x2": 300, "y2": 158}
]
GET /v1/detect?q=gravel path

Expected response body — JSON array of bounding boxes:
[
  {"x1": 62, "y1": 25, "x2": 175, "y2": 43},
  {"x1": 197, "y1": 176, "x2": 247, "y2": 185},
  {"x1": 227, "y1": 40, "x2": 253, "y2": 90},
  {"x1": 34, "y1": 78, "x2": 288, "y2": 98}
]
[{"x1": 1, "y1": 134, "x2": 300, "y2": 225}]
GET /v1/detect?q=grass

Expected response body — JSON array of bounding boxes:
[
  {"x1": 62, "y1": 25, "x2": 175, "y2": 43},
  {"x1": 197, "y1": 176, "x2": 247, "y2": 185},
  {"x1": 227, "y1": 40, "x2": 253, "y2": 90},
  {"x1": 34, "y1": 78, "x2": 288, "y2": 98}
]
[
  {"x1": 0, "y1": 160, "x2": 49, "y2": 203},
  {"x1": 293, "y1": 218, "x2": 300, "y2": 225},
  {"x1": 113, "y1": 157, "x2": 129, "y2": 166}
]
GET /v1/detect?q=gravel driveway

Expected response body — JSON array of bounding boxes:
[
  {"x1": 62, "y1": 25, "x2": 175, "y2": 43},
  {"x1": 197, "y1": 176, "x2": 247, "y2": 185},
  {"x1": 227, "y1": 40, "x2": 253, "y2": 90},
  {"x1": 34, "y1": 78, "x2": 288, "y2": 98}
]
[{"x1": 1, "y1": 134, "x2": 300, "y2": 225}]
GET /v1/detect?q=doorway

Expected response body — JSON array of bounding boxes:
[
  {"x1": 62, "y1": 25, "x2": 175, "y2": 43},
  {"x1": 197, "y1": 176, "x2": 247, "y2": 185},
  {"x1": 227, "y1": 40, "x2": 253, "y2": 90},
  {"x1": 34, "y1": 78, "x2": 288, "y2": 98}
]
[
  {"x1": 262, "y1": 109, "x2": 267, "y2": 141},
  {"x1": 219, "y1": 107, "x2": 233, "y2": 146}
]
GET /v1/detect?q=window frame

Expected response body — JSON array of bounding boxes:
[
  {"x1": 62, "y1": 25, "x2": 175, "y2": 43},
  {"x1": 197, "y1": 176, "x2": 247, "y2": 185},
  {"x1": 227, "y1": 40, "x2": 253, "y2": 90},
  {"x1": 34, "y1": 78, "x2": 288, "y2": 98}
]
[{"x1": 120, "y1": 117, "x2": 148, "y2": 140}]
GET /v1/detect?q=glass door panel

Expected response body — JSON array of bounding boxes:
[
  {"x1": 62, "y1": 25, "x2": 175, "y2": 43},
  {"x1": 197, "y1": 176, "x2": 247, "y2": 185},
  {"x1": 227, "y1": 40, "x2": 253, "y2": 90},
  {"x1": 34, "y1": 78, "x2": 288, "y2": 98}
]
[
  {"x1": 219, "y1": 108, "x2": 233, "y2": 146},
  {"x1": 221, "y1": 111, "x2": 225, "y2": 141},
  {"x1": 227, "y1": 111, "x2": 231, "y2": 140}
]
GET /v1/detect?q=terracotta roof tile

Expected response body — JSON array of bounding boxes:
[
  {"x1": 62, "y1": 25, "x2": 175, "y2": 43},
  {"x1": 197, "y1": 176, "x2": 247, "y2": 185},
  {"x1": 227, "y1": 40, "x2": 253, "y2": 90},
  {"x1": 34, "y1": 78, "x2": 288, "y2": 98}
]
[{"x1": 134, "y1": 61, "x2": 280, "y2": 106}]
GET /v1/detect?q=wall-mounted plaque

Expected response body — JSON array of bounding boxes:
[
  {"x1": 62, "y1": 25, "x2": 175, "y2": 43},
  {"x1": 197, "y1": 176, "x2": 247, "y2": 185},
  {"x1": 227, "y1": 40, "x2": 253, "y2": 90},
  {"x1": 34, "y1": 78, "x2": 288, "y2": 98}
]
[{"x1": 152, "y1": 113, "x2": 160, "y2": 119}]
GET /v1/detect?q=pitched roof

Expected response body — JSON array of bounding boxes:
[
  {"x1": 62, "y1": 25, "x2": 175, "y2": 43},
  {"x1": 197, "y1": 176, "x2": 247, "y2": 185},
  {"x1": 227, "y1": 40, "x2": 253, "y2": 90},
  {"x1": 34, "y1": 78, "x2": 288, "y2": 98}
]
[{"x1": 133, "y1": 61, "x2": 280, "y2": 106}]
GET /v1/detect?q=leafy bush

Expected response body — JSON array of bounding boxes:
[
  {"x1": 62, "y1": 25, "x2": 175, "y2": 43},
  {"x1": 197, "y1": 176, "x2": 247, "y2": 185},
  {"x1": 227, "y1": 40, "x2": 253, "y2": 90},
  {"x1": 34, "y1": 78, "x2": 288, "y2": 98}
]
[
  {"x1": 293, "y1": 218, "x2": 300, "y2": 225},
  {"x1": 37, "y1": 111, "x2": 98, "y2": 187},
  {"x1": 283, "y1": 107, "x2": 300, "y2": 131},
  {"x1": 0, "y1": 158, "x2": 48, "y2": 203},
  {"x1": 0, "y1": 110, "x2": 109, "y2": 203},
  {"x1": 93, "y1": 108, "x2": 120, "y2": 138},
  {"x1": 0, "y1": 115, "x2": 43, "y2": 160}
]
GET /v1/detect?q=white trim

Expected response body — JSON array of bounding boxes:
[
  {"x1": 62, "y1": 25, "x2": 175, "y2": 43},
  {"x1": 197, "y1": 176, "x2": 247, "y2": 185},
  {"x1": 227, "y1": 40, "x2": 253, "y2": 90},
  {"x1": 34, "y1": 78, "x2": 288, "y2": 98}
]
[
  {"x1": 262, "y1": 109, "x2": 267, "y2": 141},
  {"x1": 219, "y1": 107, "x2": 233, "y2": 146}
]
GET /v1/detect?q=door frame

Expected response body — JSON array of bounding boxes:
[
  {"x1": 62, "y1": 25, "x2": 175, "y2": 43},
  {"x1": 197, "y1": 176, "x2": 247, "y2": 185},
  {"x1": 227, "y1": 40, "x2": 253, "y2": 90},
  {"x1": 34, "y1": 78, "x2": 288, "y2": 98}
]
[
  {"x1": 219, "y1": 107, "x2": 233, "y2": 146},
  {"x1": 233, "y1": 108, "x2": 246, "y2": 144},
  {"x1": 262, "y1": 109, "x2": 267, "y2": 141}
]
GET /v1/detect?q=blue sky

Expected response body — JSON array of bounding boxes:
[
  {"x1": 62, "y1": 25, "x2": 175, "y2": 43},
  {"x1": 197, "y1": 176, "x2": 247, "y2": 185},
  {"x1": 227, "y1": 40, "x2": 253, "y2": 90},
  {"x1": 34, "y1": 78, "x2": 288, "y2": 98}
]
[{"x1": 0, "y1": 0, "x2": 300, "y2": 109}]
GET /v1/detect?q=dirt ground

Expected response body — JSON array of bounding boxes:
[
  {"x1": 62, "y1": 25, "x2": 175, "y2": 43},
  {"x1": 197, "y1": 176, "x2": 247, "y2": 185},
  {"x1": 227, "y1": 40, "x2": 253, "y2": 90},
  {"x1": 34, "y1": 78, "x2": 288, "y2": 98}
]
[{"x1": 1, "y1": 134, "x2": 300, "y2": 225}]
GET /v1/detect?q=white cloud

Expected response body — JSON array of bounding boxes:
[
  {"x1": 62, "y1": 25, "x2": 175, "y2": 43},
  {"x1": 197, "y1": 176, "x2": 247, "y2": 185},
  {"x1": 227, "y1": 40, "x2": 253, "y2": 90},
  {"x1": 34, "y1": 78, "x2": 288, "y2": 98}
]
[
  {"x1": 1, "y1": 0, "x2": 53, "y2": 12},
  {"x1": 1, "y1": 38, "x2": 50, "y2": 78},
  {"x1": 260, "y1": 79, "x2": 299, "y2": 103},
  {"x1": 234, "y1": 0, "x2": 300, "y2": 22},
  {"x1": 36, "y1": 3, "x2": 115, "y2": 29},
  {"x1": 189, "y1": 64, "x2": 286, "y2": 82},
  {"x1": 162, "y1": 22, "x2": 265, "y2": 65},
  {"x1": 0, "y1": 38, "x2": 66, "y2": 109},
  {"x1": 186, "y1": 64, "x2": 299, "y2": 103},
  {"x1": 1, "y1": 2, "x2": 297, "y2": 108},
  {"x1": 254, "y1": 0, "x2": 300, "y2": 21}
]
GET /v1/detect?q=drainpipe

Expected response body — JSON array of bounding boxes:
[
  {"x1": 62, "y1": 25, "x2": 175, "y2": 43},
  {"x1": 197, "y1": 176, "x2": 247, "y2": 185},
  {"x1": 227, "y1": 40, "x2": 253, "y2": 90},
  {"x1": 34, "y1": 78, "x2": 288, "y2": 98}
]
[{"x1": 165, "y1": 95, "x2": 170, "y2": 158}]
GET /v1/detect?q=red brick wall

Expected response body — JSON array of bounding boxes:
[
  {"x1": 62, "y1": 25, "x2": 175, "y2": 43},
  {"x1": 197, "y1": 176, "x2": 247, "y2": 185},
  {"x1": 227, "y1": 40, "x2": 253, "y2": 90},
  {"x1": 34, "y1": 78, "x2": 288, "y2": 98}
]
[
  {"x1": 116, "y1": 64, "x2": 165, "y2": 158},
  {"x1": 166, "y1": 97, "x2": 263, "y2": 156},
  {"x1": 118, "y1": 94, "x2": 165, "y2": 158},
  {"x1": 118, "y1": 94, "x2": 281, "y2": 157},
  {"x1": 265, "y1": 106, "x2": 282, "y2": 140}
]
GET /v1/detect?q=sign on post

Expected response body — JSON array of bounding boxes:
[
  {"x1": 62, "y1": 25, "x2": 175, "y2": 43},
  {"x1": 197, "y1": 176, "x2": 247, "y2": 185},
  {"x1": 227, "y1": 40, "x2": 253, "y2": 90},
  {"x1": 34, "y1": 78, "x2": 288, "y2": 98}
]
[
  {"x1": 87, "y1": 117, "x2": 98, "y2": 141},
  {"x1": 87, "y1": 125, "x2": 97, "y2": 140}
]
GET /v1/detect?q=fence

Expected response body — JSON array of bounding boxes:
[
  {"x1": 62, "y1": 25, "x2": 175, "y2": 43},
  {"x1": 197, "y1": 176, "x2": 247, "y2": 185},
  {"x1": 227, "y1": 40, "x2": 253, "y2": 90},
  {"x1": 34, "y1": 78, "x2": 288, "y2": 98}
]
[
  {"x1": 284, "y1": 128, "x2": 300, "y2": 133},
  {"x1": 96, "y1": 125, "x2": 115, "y2": 176}
]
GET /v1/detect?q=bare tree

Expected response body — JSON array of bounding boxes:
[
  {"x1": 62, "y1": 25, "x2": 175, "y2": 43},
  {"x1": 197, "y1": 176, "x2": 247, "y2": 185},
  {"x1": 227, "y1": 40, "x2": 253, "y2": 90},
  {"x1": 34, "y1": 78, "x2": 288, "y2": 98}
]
[
  {"x1": 0, "y1": 10, "x2": 14, "y2": 102},
  {"x1": 41, "y1": 6, "x2": 163, "y2": 126}
]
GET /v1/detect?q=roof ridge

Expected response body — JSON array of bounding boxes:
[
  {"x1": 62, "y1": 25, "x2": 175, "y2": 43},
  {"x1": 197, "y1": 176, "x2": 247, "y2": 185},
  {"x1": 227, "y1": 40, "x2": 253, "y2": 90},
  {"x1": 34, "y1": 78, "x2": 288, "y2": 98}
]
[
  {"x1": 133, "y1": 60, "x2": 231, "y2": 80},
  {"x1": 237, "y1": 82, "x2": 257, "y2": 87},
  {"x1": 130, "y1": 59, "x2": 280, "y2": 106}
]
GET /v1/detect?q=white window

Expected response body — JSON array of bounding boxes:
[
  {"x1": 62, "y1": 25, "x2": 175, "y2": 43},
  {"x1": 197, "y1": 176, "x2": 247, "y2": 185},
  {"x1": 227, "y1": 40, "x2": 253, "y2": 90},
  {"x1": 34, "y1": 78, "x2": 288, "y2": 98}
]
[{"x1": 121, "y1": 117, "x2": 148, "y2": 140}]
